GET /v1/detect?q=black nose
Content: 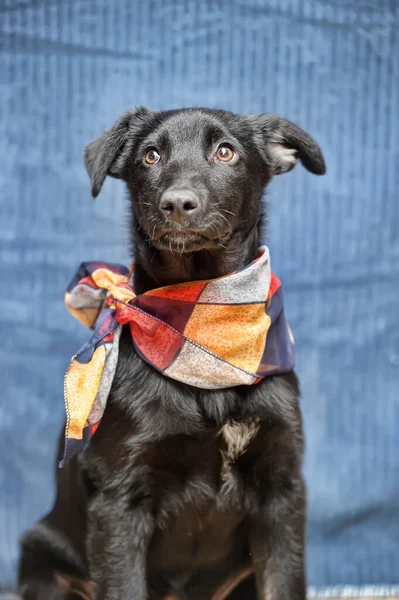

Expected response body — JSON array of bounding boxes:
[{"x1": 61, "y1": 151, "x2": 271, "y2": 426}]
[{"x1": 159, "y1": 188, "x2": 200, "y2": 223}]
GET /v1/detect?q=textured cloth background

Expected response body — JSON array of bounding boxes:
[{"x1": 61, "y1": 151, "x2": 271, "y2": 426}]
[{"x1": 1, "y1": 0, "x2": 398, "y2": 589}]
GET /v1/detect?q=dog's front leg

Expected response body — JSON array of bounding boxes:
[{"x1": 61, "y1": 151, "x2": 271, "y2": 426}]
[
  {"x1": 249, "y1": 482, "x2": 306, "y2": 600},
  {"x1": 87, "y1": 493, "x2": 154, "y2": 600}
]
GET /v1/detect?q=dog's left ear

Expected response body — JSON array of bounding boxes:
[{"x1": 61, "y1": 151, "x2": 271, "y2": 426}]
[
  {"x1": 85, "y1": 107, "x2": 153, "y2": 198},
  {"x1": 248, "y1": 114, "x2": 326, "y2": 176}
]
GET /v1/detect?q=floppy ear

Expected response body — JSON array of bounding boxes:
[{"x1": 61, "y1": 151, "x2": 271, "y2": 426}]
[
  {"x1": 248, "y1": 114, "x2": 326, "y2": 176},
  {"x1": 84, "y1": 107, "x2": 153, "y2": 197}
]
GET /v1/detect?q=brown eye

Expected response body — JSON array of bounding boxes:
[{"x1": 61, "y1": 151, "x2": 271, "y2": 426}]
[
  {"x1": 145, "y1": 149, "x2": 161, "y2": 164},
  {"x1": 216, "y1": 145, "x2": 235, "y2": 162}
]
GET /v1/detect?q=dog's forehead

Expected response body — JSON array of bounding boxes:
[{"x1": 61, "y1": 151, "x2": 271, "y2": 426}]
[{"x1": 154, "y1": 111, "x2": 232, "y2": 145}]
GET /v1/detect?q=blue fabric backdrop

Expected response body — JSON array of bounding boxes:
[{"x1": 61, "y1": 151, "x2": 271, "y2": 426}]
[{"x1": 1, "y1": 0, "x2": 398, "y2": 589}]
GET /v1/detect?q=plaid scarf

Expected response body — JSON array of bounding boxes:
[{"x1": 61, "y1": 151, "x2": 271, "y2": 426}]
[{"x1": 61, "y1": 247, "x2": 294, "y2": 464}]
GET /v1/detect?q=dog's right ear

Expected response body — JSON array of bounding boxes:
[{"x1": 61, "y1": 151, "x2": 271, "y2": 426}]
[
  {"x1": 247, "y1": 114, "x2": 326, "y2": 177},
  {"x1": 85, "y1": 107, "x2": 153, "y2": 198}
]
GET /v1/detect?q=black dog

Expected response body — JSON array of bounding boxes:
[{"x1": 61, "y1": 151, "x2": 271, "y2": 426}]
[{"x1": 18, "y1": 107, "x2": 325, "y2": 600}]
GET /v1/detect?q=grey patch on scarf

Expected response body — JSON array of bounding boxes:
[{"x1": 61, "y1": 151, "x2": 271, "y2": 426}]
[
  {"x1": 197, "y1": 246, "x2": 271, "y2": 304},
  {"x1": 88, "y1": 325, "x2": 122, "y2": 425},
  {"x1": 164, "y1": 339, "x2": 258, "y2": 389},
  {"x1": 67, "y1": 284, "x2": 106, "y2": 309}
]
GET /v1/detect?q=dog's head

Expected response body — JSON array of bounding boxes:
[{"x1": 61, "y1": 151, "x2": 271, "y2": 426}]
[{"x1": 85, "y1": 108, "x2": 325, "y2": 253}]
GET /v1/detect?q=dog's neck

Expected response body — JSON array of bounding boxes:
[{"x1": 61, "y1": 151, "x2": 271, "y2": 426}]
[{"x1": 132, "y1": 222, "x2": 261, "y2": 294}]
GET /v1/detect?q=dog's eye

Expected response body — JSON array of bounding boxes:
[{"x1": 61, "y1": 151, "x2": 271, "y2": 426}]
[
  {"x1": 215, "y1": 145, "x2": 235, "y2": 162},
  {"x1": 145, "y1": 149, "x2": 161, "y2": 164}
]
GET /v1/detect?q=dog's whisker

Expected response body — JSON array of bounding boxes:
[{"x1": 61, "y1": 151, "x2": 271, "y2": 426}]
[
  {"x1": 220, "y1": 208, "x2": 235, "y2": 217},
  {"x1": 207, "y1": 222, "x2": 219, "y2": 236},
  {"x1": 218, "y1": 213, "x2": 230, "y2": 228}
]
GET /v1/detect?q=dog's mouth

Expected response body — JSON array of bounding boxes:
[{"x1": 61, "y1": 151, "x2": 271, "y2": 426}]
[{"x1": 152, "y1": 228, "x2": 231, "y2": 252}]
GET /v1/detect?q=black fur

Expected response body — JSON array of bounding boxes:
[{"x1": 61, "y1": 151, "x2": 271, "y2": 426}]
[{"x1": 18, "y1": 107, "x2": 325, "y2": 600}]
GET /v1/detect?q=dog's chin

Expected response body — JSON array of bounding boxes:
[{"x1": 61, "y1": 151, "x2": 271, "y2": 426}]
[{"x1": 151, "y1": 229, "x2": 231, "y2": 253}]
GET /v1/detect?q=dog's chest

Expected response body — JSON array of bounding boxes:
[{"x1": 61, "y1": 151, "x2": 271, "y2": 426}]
[
  {"x1": 131, "y1": 415, "x2": 264, "y2": 518},
  {"x1": 105, "y1": 342, "x2": 275, "y2": 509}
]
